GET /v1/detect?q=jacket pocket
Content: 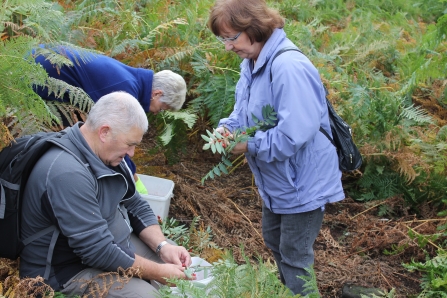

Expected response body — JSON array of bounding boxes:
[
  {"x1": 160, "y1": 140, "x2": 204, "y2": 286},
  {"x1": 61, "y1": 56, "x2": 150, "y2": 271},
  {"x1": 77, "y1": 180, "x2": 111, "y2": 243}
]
[{"x1": 253, "y1": 157, "x2": 301, "y2": 208}]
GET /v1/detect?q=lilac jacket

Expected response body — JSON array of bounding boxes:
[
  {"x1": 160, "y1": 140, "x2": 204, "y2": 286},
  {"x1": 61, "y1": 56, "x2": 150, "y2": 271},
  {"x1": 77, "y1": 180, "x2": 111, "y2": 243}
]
[{"x1": 219, "y1": 28, "x2": 345, "y2": 213}]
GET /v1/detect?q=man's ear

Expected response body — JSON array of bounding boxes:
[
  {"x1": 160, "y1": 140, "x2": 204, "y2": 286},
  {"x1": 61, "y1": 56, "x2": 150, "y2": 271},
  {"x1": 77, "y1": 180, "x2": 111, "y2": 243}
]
[
  {"x1": 153, "y1": 89, "x2": 163, "y2": 98},
  {"x1": 98, "y1": 125, "x2": 111, "y2": 143}
]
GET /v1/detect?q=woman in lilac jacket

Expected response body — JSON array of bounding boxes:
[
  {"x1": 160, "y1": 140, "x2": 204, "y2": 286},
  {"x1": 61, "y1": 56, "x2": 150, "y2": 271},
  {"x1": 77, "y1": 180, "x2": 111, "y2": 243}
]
[{"x1": 208, "y1": 0, "x2": 345, "y2": 295}]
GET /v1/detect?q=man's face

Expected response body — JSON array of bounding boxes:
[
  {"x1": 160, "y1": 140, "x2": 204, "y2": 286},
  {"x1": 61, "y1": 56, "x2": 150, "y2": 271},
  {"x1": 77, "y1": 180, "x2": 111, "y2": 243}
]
[
  {"x1": 99, "y1": 127, "x2": 144, "y2": 167},
  {"x1": 149, "y1": 90, "x2": 170, "y2": 115}
]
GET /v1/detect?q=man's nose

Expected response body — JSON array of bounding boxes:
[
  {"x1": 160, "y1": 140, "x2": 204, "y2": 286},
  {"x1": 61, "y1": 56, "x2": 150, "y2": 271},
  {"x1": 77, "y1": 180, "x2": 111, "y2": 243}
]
[{"x1": 127, "y1": 146, "x2": 136, "y2": 158}]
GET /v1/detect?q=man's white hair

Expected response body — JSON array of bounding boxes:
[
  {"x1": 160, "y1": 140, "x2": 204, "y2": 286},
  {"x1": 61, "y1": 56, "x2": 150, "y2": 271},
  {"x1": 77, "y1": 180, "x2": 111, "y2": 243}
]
[
  {"x1": 86, "y1": 91, "x2": 148, "y2": 135},
  {"x1": 153, "y1": 70, "x2": 187, "y2": 111}
]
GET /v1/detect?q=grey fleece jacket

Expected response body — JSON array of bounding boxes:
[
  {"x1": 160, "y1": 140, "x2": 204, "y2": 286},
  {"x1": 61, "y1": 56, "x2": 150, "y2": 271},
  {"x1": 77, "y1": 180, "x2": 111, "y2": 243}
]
[{"x1": 19, "y1": 123, "x2": 158, "y2": 290}]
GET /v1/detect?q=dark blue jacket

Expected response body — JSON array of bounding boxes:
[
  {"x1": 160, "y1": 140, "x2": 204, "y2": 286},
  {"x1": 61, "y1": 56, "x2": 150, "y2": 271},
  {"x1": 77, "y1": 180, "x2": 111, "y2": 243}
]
[{"x1": 34, "y1": 45, "x2": 154, "y2": 174}]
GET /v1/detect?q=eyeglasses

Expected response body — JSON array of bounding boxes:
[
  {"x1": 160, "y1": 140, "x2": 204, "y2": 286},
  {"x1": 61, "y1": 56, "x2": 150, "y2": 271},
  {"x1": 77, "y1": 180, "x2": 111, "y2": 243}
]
[{"x1": 216, "y1": 32, "x2": 242, "y2": 44}]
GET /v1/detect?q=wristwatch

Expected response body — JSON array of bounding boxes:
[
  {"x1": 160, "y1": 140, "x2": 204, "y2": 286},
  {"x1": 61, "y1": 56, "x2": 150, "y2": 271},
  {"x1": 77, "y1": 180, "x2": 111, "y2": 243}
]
[{"x1": 155, "y1": 240, "x2": 168, "y2": 256}]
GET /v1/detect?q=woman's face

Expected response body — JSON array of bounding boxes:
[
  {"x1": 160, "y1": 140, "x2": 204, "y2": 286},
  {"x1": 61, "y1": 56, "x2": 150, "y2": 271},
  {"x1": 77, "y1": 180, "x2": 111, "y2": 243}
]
[{"x1": 219, "y1": 25, "x2": 264, "y2": 61}]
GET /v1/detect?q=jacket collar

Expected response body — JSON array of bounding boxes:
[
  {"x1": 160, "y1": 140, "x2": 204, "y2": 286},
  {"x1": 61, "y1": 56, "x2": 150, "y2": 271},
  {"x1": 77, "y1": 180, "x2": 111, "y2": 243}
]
[
  {"x1": 66, "y1": 123, "x2": 127, "y2": 178},
  {"x1": 241, "y1": 28, "x2": 287, "y2": 75}
]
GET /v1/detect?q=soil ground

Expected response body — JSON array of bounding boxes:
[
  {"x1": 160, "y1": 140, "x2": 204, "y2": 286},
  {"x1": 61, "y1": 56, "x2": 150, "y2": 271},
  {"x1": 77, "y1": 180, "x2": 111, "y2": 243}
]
[{"x1": 131, "y1": 126, "x2": 444, "y2": 298}]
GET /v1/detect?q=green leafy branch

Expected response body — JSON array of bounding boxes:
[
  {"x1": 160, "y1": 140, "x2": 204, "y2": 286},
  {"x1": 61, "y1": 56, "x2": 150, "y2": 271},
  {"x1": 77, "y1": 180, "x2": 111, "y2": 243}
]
[{"x1": 200, "y1": 105, "x2": 277, "y2": 184}]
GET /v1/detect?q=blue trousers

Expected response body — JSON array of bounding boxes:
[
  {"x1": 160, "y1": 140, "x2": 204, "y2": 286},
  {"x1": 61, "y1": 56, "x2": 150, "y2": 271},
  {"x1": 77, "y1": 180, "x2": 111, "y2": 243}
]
[{"x1": 262, "y1": 204, "x2": 324, "y2": 295}]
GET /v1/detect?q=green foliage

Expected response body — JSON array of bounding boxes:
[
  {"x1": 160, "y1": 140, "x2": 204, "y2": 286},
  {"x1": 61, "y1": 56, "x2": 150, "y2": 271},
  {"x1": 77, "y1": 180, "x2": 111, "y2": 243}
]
[
  {"x1": 2, "y1": 1, "x2": 446, "y2": 297},
  {"x1": 352, "y1": 162, "x2": 413, "y2": 202},
  {"x1": 159, "y1": 216, "x2": 220, "y2": 255},
  {"x1": 159, "y1": 217, "x2": 190, "y2": 247},
  {"x1": 1, "y1": 0, "x2": 66, "y2": 43},
  {"x1": 158, "y1": 249, "x2": 312, "y2": 297},
  {"x1": 408, "y1": 229, "x2": 442, "y2": 250},
  {"x1": 404, "y1": 251, "x2": 447, "y2": 297},
  {"x1": 201, "y1": 105, "x2": 277, "y2": 183},
  {"x1": 362, "y1": 288, "x2": 397, "y2": 298},
  {"x1": 0, "y1": 36, "x2": 49, "y2": 126},
  {"x1": 189, "y1": 67, "x2": 239, "y2": 127},
  {"x1": 0, "y1": 0, "x2": 97, "y2": 136},
  {"x1": 298, "y1": 266, "x2": 320, "y2": 297},
  {"x1": 383, "y1": 243, "x2": 409, "y2": 256},
  {"x1": 148, "y1": 112, "x2": 190, "y2": 164},
  {"x1": 157, "y1": 110, "x2": 197, "y2": 146}
]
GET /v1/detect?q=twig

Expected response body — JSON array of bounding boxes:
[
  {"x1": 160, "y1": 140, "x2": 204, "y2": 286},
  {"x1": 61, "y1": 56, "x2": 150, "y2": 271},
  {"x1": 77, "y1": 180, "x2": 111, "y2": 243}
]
[
  {"x1": 224, "y1": 196, "x2": 264, "y2": 244},
  {"x1": 402, "y1": 223, "x2": 443, "y2": 251},
  {"x1": 378, "y1": 262, "x2": 392, "y2": 289},
  {"x1": 343, "y1": 245, "x2": 376, "y2": 259},
  {"x1": 380, "y1": 272, "x2": 392, "y2": 288},
  {"x1": 349, "y1": 200, "x2": 387, "y2": 220},
  {"x1": 227, "y1": 154, "x2": 245, "y2": 175},
  {"x1": 182, "y1": 174, "x2": 201, "y2": 183},
  {"x1": 403, "y1": 218, "x2": 447, "y2": 224},
  {"x1": 392, "y1": 271, "x2": 421, "y2": 283}
]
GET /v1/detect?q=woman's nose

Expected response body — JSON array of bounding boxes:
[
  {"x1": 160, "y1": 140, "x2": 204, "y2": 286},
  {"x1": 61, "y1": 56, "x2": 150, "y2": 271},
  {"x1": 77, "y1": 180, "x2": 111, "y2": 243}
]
[{"x1": 225, "y1": 42, "x2": 234, "y2": 51}]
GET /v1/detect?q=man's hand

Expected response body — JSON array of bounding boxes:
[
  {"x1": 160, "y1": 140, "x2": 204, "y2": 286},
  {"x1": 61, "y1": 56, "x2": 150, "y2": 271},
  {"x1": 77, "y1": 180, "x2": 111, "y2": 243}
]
[
  {"x1": 133, "y1": 255, "x2": 195, "y2": 284},
  {"x1": 155, "y1": 263, "x2": 196, "y2": 285},
  {"x1": 159, "y1": 243, "x2": 192, "y2": 268}
]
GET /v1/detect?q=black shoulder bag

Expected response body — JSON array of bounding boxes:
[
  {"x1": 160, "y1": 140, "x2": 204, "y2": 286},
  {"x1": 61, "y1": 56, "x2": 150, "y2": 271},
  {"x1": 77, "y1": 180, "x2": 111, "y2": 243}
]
[{"x1": 270, "y1": 47, "x2": 362, "y2": 172}]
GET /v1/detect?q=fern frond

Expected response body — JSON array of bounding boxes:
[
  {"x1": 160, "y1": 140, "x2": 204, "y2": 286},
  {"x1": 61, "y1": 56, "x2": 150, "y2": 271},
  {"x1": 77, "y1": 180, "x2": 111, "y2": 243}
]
[
  {"x1": 163, "y1": 110, "x2": 197, "y2": 129},
  {"x1": 1, "y1": 1, "x2": 65, "y2": 42},
  {"x1": 0, "y1": 36, "x2": 51, "y2": 123},
  {"x1": 67, "y1": 0, "x2": 120, "y2": 26},
  {"x1": 190, "y1": 70, "x2": 238, "y2": 127},
  {"x1": 45, "y1": 101, "x2": 88, "y2": 127},
  {"x1": 157, "y1": 47, "x2": 196, "y2": 69},
  {"x1": 140, "y1": 18, "x2": 188, "y2": 46},
  {"x1": 32, "y1": 44, "x2": 100, "y2": 69},
  {"x1": 159, "y1": 123, "x2": 174, "y2": 147},
  {"x1": 44, "y1": 77, "x2": 94, "y2": 112},
  {"x1": 348, "y1": 40, "x2": 392, "y2": 65},
  {"x1": 110, "y1": 39, "x2": 147, "y2": 57},
  {"x1": 157, "y1": 110, "x2": 197, "y2": 146},
  {"x1": 400, "y1": 103, "x2": 434, "y2": 124}
]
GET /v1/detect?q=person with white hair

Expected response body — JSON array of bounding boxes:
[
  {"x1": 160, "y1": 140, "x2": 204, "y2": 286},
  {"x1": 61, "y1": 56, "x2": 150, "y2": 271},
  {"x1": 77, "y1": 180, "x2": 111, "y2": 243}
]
[
  {"x1": 20, "y1": 91, "x2": 193, "y2": 297},
  {"x1": 33, "y1": 45, "x2": 187, "y2": 193}
]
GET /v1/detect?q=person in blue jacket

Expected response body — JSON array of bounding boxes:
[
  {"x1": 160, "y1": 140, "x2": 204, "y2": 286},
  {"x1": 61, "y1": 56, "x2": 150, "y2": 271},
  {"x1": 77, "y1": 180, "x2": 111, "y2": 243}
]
[
  {"x1": 33, "y1": 45, "x2": 187, "y2": 193},
  {"x1": 208, "y1": 0, "x2": 345, "y2": 295}
]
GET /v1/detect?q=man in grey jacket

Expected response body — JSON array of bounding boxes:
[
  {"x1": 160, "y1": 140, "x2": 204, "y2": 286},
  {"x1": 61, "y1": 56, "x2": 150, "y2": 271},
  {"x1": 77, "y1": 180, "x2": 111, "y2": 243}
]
[{"x1": 20, "y1": 91, "x2": 192, "y2": 297}]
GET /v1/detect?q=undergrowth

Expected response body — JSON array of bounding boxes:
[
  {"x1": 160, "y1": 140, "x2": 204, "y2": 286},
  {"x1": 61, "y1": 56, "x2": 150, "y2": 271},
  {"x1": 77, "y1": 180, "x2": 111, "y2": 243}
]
[
  {"x1": 1, "y1": 0, "x2": 447, "y2": 297},
  {"x1": 158, "y1": 250, "x2": 319, "y2": 298}
]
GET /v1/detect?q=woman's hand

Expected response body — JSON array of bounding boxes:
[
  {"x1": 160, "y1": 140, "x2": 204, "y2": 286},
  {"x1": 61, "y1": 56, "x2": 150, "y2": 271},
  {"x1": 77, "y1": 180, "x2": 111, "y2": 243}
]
[{"x1": 231, "y1": 141, "x2": 248, "y2": 154}]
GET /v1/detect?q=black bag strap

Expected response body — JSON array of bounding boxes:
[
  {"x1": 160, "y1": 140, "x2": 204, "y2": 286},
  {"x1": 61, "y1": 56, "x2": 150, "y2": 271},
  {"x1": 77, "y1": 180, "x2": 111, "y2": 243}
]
[
  {"x1": 0, "y1": 178, "x2": 19, "y2": 219},
  {"x1": 270, "y1": 47, "x2": 335, "y2": 147},
  {"x1": 319, "y1": 125, "x2": 336, "y2": 148},
  {"x1": 269, "y1": 46, "x2": 303, "y2": 82},
  {"x1": 22, "y1": 225, "x2": 59, "y2": 280}
]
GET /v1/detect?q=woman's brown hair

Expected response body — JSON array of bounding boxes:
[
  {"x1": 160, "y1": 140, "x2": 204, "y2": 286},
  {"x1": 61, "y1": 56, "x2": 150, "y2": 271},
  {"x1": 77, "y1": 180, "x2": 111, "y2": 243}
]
[{"x1": 208, "y1": 0, "x2": 285, "y2": 44}]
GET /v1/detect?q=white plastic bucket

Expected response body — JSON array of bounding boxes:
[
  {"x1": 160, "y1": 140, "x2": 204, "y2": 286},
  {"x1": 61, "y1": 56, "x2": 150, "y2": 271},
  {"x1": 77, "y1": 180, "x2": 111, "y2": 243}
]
[{"x1": 137, "y1": 174, "x2": 174, "y2": 220}]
